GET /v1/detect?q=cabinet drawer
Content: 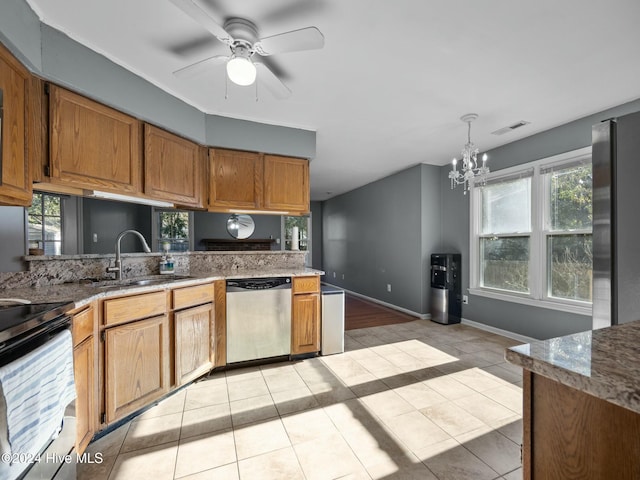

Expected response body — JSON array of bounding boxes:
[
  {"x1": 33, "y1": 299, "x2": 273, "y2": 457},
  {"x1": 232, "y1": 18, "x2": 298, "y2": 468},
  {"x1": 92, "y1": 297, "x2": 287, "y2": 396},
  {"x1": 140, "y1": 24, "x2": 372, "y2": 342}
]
[
  {"x1": 293, "y1": 276, "x2": 320, "y2": 294},
  {"x1": 72, "y1": 305, "x2": 94, "y2": 346},
  {"x1": 172, "y1": 283, "x2": 215, "y2": 310},
  {"x1": 103, "y1": 291, "x2": 167, "y2": 325}
]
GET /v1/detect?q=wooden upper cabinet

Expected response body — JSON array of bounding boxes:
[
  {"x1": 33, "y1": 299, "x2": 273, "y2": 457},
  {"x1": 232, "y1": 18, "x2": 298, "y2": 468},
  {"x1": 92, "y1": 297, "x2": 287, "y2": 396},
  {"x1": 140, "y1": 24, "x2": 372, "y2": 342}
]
[
  {"x1": 0, "y1": 42, "x2": 32, "y2": 206},
  {"x1": 49, "y1": 85, "x2": 142, "y2": 194},
  {"x1": 264, "y1": 154, "x2": 310, "y2": 214},
  {"x1": 144, "y1": 124, "x2": 204, "y2": 207},
  {"x1": 208, "y1": 148, "x2": 263, "y2": 211}
]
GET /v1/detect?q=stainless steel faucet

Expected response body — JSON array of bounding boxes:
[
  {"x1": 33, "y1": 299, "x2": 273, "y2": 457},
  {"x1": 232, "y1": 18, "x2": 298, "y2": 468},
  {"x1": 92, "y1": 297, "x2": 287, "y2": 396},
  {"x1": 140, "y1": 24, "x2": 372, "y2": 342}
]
[{"x1": 106, "y1": 229, "x2": 152, "y2": 280}]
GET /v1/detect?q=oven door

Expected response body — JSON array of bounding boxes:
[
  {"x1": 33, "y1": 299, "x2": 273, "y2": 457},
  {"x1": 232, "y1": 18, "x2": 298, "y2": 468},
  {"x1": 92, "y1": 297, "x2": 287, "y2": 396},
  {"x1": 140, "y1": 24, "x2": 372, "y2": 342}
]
[{"x1": 0, "y1": 320, "x2": 76, "y2": 480}]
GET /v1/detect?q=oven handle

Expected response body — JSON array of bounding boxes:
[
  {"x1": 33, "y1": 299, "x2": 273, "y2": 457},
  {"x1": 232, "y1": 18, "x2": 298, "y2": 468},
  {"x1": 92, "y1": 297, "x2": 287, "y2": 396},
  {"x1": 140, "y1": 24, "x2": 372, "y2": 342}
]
[{"x1": 0, "y1": 315, "x2": 71, "y2": 360}]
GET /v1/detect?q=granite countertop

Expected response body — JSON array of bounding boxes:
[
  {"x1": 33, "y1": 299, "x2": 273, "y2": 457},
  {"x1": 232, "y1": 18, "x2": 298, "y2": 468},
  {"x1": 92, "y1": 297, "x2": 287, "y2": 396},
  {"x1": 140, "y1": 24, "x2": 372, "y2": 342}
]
[
  {"x1": 505, "y1": 321, "x2": 640, "y2": 414},
  {"x1": 0, "y1": 267, "x2": 324, "y2": 308}
]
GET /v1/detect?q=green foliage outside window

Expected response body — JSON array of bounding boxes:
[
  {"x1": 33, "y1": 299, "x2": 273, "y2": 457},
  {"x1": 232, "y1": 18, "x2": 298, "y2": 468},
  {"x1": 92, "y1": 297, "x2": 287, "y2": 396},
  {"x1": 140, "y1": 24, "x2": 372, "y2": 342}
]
[
  {"x1": 158, "y1": 211, "x2": 189, "y2": 252},
  {"x1": 548, "y1": 165, "x2": 592, "y2": 301}
]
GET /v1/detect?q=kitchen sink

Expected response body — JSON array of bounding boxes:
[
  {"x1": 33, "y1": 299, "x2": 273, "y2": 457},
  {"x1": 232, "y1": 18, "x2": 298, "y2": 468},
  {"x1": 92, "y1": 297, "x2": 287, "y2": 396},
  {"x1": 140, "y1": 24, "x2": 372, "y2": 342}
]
[{"x1": 91, "y1": 275, "x2": 192, "y2": 289}]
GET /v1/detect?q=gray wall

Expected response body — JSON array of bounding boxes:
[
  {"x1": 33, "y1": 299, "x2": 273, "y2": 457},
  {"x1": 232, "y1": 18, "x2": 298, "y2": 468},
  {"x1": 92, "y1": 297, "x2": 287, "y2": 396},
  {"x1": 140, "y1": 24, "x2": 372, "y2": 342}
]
[
  {"x1": 440, "y1": 98, "x2": 640, "y2": 340},
  {"x1": 0, "y1": 207, "x2": 26, "y2": 271},
  {"x1": 322, "y1": 164, "x2": 441, "y2": 315},
  {"x1": 0, "y1": 0, "x2": 41, "y2": 71},
  {"x1": 82, "y1": 199, "x2": 152, "y2": 254},
  {"x1": 193, "y1": 212, "x2": 282, "y2": 250},
  {"x1": 310, "y1": 201, "x2": 323, "y2": 270},
  {"x1": 205, "y1": 116, "x2": 315, "y2": 159}
]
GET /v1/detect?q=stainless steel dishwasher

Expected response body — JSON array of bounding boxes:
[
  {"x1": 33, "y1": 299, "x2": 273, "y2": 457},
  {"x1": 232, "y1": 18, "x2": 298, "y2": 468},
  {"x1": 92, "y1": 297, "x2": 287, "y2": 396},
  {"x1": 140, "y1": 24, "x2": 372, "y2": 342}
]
[{"x1": 226, "y1": 277, "x2": 292, "y2": 364}]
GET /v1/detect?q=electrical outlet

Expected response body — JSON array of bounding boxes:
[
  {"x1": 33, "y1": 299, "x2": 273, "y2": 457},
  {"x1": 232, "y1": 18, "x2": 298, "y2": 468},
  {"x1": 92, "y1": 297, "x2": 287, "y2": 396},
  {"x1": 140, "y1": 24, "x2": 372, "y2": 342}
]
[
  {"x1": 92, "y1": 233, "x2": 98, "y2": 243},
  {"x1": 386, "y1": 284, "x2": 392, "y2": 292},
  {"x1": 463, "y1": 295, "x2": 469, "y2": 304},
  {"x1": 333, "y1": 272, "x2": 336, "y2": 278},
  {"x1": 342, "y1": 274, "x2": 345, "y2": 280}
]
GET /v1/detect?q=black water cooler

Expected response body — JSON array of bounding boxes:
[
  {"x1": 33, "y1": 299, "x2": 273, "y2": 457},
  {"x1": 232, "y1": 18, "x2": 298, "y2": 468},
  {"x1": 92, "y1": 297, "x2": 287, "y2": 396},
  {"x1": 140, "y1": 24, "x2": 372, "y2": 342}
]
[{"x1": 429, "y1": 253, "x2": 462, "y2": 324}]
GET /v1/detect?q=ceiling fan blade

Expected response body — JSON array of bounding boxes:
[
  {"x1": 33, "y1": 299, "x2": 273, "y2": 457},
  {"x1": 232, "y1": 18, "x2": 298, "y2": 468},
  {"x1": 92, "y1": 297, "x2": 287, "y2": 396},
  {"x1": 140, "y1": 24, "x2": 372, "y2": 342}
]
[
  {"x1": 173, "y1": 55, "x2": 227, "y2": 78},
  {"x1": 254, "y1": 63, "x2": 292, "y2": 99},
  {"x1": 254, "y1": 27, "x2": 324, "y2": 56},
  {"x1": 169, "y1": 0, "x2": 234, "y2": 46}
]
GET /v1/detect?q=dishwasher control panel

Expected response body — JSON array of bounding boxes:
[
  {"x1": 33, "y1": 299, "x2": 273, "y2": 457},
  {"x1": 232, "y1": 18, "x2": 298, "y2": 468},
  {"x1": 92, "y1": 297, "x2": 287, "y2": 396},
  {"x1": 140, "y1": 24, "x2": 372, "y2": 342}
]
[{"x1": 226, "y1": 277, "x2": 291, "y2": 291}]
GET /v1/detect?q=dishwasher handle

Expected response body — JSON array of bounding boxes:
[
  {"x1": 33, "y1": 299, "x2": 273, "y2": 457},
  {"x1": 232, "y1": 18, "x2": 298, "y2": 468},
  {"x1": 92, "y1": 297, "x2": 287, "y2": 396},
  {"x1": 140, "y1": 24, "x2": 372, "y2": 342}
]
[{"x1": 226, "y1": 277, "x2": 291, "y2": 292}]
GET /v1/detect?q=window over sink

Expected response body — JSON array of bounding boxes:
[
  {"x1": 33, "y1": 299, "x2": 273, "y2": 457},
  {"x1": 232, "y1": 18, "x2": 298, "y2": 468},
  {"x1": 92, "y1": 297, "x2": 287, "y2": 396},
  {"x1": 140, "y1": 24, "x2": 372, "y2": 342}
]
[{"x1": 153, "y1": 208, "x2": 193, "y2": 252}]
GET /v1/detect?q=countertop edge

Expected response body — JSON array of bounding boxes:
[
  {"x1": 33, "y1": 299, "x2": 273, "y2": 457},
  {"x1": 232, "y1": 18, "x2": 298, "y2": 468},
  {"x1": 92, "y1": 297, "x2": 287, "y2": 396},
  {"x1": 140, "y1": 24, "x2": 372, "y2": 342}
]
[
  {"x1": 506, "y1": 331, "x2": 640, "y2": 415},
  {"x1": 0, "y1": 268, "x2": 325, "y2": 309}
]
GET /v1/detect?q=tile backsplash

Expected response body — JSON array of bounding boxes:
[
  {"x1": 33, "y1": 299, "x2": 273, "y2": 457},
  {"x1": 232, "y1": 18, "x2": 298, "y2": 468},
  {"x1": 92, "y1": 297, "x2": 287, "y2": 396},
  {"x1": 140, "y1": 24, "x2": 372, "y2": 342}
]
[{"x1": 0, "y1": 251, "x2": 307, "y2": 289}]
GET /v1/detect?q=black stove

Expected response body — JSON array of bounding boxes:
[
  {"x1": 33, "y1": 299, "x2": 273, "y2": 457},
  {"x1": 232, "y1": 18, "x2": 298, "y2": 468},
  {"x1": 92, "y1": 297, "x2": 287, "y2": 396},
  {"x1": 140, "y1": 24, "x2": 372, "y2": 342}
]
[{"x1": 0, "y1": 301, "x2": 75, "y2": 361}]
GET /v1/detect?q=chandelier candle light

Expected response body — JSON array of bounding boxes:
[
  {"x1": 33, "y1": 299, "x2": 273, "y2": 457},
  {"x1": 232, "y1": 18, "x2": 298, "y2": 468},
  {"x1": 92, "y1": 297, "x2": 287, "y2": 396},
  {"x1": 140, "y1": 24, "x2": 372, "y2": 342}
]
[{"x1": 449, "y1": 113, "x2": 489, "y2": 193}]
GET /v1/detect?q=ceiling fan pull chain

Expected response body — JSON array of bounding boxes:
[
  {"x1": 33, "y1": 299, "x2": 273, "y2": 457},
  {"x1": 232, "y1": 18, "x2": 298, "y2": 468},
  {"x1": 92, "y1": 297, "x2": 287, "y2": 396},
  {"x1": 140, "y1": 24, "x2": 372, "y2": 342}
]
[
  {"x1": 225, "y1": 73, "x2": 229, "y2": 100},
  {"x1": 255, "y1": 79, "x2": 259, "y2": 102}
]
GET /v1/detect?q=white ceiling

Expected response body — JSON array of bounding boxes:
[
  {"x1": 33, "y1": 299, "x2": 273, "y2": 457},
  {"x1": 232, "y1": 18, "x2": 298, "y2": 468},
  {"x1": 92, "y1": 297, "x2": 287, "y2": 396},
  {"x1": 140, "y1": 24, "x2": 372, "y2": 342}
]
[{"x1": 25, "y1": 0, "x2": 640, "y2": 200}]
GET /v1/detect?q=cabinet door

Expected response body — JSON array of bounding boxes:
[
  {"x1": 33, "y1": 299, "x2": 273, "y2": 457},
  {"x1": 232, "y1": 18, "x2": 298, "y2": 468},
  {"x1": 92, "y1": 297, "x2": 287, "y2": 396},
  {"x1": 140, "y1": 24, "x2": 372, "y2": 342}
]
[
  {"x1": 105, "y1": 315, "x2": 170, "y2": 423},
  {"x1": 264, "y1": 155, "x2": 309, "y2": 214},
  {"x1": 292, "y1": 293, "x2": 320, "y2": 354},
  {"x1": 144, "y1": 124, "x2": 204, "y2": 207},
  {"x1": 208, "y1": 148, "x2": 262, "y2": 210},
  {"x1": 49, "y1": 86, "x2": 142, "y2": 194},
  {"x1": 0, "y1": 43, "x2": 31, "y2": 206},
  {"x1": 71, "y1": 304, "x2": 97, "y2": 454},
  {"x1": 74, "y1": 336, "x2": 95, "y2": 454},
  {"x1": 175, "y1": 303, "x2": 214, "y2": 386}
]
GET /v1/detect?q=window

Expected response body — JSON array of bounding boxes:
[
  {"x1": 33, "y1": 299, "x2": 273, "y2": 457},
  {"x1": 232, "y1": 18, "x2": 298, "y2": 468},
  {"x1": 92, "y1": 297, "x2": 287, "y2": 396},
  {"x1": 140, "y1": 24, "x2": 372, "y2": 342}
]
[
  {"x1": 154, "y1": 209, "x2": 193, "y2": 252},
  {"x1": 283, "y1": 215, "x2": 310, "y2": 251},
  {"x1": 28, "y1": 192, "x2": 63, "y2": 255},
  {"x1": 543, "y1": 161, "x2": 592, "y2": 302},
  {"x1": 479, "y1": 172, "x2": 532, "y2": 293},
  {"x1": 470, "y1": 147, "x2": 592, "y2": 314},
  {"x1": 283, "y1": 215, "x2": 312, "y2": 267}
]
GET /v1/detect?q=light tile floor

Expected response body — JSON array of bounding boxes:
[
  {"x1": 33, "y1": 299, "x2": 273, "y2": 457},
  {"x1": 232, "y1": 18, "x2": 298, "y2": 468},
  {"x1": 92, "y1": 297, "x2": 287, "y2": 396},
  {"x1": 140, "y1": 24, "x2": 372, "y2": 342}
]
[{"x1": 79, "y1": 319, "x2": 524, "y2": 480}]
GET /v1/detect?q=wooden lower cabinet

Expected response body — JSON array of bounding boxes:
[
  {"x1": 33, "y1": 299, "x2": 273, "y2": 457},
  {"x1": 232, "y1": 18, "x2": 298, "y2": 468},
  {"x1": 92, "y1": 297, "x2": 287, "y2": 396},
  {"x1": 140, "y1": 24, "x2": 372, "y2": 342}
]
[
  {"x1": 104, "y1": 315, "x2": 170, "y2": 424},
  {"x1": 72, "y1": 304, "x2": 97, "y2": 455},
  {"x1": 174, "y1": 303, "x2": 214, "y2": 386},
  {"x1": 523, "y1": 370, "x2": 640, "y2": 479},
  {"x1": 291, "y1": 276, "x2": 321, "y2": 355},
  {"x1": 214, "y1": 280, "x2": 226, "y2": 367},
  {"x1": 73, "y1": 337, "x2": 95, "y2": 454}
]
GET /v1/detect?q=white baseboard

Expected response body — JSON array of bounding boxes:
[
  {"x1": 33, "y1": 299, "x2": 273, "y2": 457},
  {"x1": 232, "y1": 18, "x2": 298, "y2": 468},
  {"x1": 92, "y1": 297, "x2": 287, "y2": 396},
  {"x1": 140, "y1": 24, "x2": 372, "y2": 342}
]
[
  {"x1": 321, "y1": 283, "x2": 430, "y2": 320},
  {"x1": 461, "y1": 317, "x2": 536, "y2": 344}
]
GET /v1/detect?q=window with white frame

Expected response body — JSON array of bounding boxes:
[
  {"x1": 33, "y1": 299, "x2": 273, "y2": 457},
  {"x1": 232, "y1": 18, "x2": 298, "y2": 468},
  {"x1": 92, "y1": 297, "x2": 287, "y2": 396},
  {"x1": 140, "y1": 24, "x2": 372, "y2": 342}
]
[{"x1": 469, "y1": 147, "x2": 592, "y2": 314}]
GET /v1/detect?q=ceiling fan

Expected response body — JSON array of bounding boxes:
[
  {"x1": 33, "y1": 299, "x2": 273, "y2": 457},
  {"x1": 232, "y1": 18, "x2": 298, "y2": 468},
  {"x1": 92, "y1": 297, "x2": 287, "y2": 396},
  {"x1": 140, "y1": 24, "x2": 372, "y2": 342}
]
[{"x1": 169, "y1": 0, "x2": 325, "y2": 99}]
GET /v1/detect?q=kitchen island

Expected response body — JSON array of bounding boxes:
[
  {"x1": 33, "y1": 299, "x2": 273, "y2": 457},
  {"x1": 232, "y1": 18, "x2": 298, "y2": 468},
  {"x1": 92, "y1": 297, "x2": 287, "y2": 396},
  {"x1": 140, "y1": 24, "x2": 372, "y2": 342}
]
[{"x1": 505, "y1": 321, "x2": 640, "y2": 480}]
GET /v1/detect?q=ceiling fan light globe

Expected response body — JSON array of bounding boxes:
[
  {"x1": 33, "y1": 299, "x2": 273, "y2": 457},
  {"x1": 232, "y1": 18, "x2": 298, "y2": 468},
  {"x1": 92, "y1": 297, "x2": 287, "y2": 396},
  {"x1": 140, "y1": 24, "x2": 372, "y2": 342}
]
[{"x1": 226, "y1": 56, "x2": 257, "y2": 86}]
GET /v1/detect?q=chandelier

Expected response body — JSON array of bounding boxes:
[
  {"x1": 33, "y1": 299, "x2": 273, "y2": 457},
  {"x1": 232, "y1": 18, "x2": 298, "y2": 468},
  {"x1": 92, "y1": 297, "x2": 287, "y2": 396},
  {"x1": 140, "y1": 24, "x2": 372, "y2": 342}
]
[{"x1": 449, "y1": 113, "x2": 489, "y2": 194}]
